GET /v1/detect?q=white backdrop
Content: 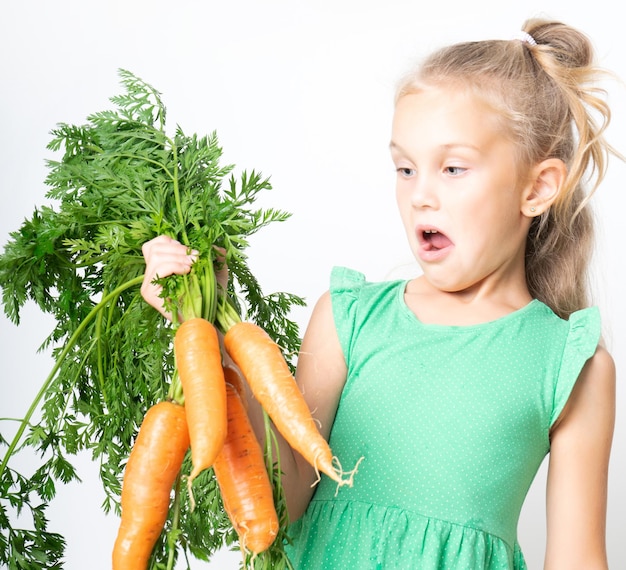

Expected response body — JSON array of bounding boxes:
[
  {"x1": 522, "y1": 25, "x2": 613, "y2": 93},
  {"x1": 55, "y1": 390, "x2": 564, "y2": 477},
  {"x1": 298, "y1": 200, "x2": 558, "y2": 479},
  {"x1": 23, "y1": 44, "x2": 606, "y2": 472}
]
[{"x1": 1, "y1": 1, "x2": 624, "y2": 569}]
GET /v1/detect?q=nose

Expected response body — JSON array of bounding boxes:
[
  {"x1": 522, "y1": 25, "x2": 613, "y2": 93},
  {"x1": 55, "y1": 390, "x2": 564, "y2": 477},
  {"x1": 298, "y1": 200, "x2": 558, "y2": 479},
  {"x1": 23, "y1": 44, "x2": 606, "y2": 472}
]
[{"x1": 410, "y1": 173, "x2": 439, "y2": 209}]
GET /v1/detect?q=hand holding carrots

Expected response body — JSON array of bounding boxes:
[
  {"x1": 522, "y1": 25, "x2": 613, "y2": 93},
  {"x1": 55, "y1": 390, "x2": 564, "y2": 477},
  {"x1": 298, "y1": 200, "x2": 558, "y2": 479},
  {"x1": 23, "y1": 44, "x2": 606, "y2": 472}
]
[
  {"x1": 141, "y1": 235, "x2": 197, "y2": 319},
  {"x1": 141, "y1": 235, "x2": 229, "y2": 321}
]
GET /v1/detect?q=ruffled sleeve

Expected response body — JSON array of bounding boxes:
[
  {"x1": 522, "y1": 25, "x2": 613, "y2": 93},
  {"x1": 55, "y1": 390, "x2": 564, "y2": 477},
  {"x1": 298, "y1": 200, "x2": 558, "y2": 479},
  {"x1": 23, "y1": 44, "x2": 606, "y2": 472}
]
[
  {"x1": 329, "y1": 266, "x2": 366, "y2": 365},
  {"x1": 550, "y1": 306, "x2": 602, "y2": 426}
]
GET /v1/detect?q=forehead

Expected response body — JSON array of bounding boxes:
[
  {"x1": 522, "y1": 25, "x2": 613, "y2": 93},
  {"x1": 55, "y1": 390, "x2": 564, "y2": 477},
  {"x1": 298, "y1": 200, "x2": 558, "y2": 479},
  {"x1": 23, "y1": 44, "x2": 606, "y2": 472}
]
[
  {"x1": 394, "y1": 87, "x2": 500, "y2": 132},
  {"x1": 392, "y1": 87, "x2": 503, "y2": 143}
]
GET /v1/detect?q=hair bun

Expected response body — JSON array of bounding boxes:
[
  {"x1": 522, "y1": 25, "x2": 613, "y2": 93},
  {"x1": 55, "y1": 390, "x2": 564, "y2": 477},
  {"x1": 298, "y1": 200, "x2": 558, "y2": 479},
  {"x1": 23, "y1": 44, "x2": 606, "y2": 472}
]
[{"x1": 523, "y1": 19, "x2": 594, "y2": 68}]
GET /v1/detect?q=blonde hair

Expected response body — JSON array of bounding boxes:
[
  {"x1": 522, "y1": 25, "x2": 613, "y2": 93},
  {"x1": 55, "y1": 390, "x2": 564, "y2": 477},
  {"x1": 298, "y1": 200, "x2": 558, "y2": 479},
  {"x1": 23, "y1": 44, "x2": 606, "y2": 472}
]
[{"x1": 397, "y1": 19, "x2": 620, "y2": 319}]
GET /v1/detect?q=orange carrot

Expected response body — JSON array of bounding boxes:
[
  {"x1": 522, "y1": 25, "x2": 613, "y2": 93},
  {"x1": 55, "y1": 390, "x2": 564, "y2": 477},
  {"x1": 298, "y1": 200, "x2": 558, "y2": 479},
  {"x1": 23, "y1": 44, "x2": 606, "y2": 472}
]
[
  {"x1": 223, "y1": 321, "x2": 358, "y2": 487},
  {"x1": 214, "y1": 382, "x2": 279, "y2": 554},
  {"x1": 174, "y1": 317, "x2": 227, "y2": 485},
  {"x1": 112, "y1": 400, "x2": 190, "y2": 570},
  {"x1": 222, "y1": 362, "x2": 247, "y2": 405}
]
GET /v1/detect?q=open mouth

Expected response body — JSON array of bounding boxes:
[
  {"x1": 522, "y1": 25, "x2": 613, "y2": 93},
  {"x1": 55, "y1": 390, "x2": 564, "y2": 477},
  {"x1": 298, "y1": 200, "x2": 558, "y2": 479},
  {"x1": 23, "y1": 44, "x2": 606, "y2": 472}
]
[{"x1": 421, "y1": 229, "x2": 453, "y2": 251}]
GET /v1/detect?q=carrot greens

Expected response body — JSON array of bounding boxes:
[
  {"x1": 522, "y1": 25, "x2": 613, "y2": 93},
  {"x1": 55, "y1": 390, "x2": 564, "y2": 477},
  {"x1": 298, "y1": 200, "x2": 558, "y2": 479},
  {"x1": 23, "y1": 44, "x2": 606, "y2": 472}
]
[{"x1": 0, "y1": 69, "x2": 304, "y2": 568}]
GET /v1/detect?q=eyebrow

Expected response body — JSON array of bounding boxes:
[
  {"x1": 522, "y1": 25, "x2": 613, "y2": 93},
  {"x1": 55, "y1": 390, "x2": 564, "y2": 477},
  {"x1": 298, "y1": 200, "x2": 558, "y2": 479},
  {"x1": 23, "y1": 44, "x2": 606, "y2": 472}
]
[{"x1": 389, "y1": 141, "x2": 481, "y2": 153}]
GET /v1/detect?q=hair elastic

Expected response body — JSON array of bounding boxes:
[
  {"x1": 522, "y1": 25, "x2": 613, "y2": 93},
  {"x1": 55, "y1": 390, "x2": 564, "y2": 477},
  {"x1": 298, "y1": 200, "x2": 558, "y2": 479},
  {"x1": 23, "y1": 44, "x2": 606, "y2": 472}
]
[{"x1": 517, "y1": 31, "x2": 537, "y2": 46}]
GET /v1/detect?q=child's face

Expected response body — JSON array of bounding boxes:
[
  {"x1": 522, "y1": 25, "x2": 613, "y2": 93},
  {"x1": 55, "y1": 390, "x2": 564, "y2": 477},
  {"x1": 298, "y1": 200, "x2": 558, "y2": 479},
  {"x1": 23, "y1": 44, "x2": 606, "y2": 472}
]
[{"x1": 390, "y1": 86, "x2": 532, "y2": 294}]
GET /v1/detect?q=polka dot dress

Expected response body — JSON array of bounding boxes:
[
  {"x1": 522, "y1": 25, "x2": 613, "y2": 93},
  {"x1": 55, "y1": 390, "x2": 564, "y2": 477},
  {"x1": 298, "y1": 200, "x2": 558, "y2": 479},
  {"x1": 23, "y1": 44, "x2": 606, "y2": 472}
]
[{"x1": 286, "y1": 267, "x2": 601, "y2": 569}]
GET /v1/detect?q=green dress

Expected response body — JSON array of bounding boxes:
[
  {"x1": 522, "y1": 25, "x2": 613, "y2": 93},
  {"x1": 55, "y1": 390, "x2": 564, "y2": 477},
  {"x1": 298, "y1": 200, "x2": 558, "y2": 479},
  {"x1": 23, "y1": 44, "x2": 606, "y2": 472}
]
[{"x1": 286, "y1": 267, "x2": 601, "y2": 569}]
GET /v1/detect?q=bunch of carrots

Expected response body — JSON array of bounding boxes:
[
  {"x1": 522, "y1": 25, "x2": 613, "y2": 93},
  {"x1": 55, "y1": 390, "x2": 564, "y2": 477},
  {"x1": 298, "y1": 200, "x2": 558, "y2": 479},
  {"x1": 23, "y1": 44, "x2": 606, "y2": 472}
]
[
  {"x1": 0, "y1": 70, "x2": 358, "y2": 569},
  {"x1": 112, "y1": 254, "x2": 359, "y2": 569}
]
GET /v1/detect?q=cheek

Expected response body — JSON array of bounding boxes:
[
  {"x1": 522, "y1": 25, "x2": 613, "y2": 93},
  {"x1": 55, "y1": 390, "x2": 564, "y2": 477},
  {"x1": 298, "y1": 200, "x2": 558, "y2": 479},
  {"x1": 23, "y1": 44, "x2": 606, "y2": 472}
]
[
  {"x1": 397, "y1": 207, "x2": 418, "y2": 248},
  {"x1": 395, "y1": 186, "x2": 411, "y2": 215},
  {"x1": 395, "y1": 193, "x2": 412, "y2": 230}
]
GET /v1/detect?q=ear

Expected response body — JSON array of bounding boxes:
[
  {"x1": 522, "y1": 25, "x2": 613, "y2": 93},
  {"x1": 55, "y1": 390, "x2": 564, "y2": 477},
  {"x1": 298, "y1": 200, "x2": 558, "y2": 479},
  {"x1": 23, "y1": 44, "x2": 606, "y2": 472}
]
[{"x1": 521, "y1": 158, "x2": 567, "y2": 217}]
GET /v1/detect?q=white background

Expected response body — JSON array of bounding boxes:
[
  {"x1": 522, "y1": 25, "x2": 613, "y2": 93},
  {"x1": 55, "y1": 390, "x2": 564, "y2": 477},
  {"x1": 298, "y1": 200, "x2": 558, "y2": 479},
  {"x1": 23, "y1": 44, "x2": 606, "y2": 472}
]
[{"x1": 1, "y1": 1, "x2": 624, "y2": 568}]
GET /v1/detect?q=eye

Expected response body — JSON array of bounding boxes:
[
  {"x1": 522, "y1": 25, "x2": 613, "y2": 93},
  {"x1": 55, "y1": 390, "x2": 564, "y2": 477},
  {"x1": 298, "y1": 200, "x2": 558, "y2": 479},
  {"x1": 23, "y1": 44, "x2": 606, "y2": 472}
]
[
  {"x1": 444, "y1": 166, "x2": 466, "y2": 176},
  {"x1": 397, "y1": 167, "x2": 415, "y2": 178}
]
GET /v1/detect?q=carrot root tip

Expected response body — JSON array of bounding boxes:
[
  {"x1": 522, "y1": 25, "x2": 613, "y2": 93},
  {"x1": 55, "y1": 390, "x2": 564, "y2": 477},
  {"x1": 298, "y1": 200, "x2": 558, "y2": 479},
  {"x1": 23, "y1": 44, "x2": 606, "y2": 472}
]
[
  {"x1": 310, "y1": 463, "x2": 322, "y2": 488},
  {"x1": 238, "y1": 524, "x2": 261, "y2": 569},
  {"x1": 310, "y1": 453, "x2": 364, "y2": 493},
  {"x1": 331, "y1": 455, "x2": 364, "y2": 496}
]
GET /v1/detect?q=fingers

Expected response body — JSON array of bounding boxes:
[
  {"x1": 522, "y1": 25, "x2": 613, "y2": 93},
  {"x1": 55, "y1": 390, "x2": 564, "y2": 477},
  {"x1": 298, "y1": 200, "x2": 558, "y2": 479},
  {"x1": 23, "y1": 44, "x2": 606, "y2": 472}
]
[
  {"x1": 140, "y1": 235, "x2": 197, "y2": 318},
  {"x1": 142, "y1": 235, "x2": 198, "y2": 277}
]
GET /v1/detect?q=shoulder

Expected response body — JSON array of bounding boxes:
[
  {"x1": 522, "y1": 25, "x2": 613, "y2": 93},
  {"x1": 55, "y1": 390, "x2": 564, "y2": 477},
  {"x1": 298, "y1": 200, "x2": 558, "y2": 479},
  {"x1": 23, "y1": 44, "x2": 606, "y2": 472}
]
[
  {"x1": 307, "y1": 289, "x2": 335, "y2": 329},
  {"x1": 550, "y1": 344, "x2": 615, "y2": 437},
  {"x1": 329, "y1": 266, "x2": 406, "y2": 317},
  {"x1": 586, "y1": 344, "x2": 616, "y2": 381},
  {"x1": 574, "y1": 344, "x2": 615, "y2": 416},
  {"x1": 575, "y1": 345, "x2": 616, "y2": 413},
  {"x1": 330, "y1": 265, "x2": 404, "y2": 297},
  {"x1": 299, "y1": 289, "x2": 347, "y2": 384}
]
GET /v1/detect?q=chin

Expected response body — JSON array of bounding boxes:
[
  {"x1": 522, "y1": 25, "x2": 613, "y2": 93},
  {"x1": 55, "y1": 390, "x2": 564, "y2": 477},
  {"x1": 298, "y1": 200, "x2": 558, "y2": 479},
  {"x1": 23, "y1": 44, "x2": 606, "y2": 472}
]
[{"x1": 421, "y1": 273, "x2": 472, "y2": 294}]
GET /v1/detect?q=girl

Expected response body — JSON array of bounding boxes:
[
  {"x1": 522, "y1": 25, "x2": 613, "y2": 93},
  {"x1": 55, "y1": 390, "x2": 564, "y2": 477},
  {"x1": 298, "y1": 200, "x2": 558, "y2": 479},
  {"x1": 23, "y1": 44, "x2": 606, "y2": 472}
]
[{"x1": 141, "y1": 18, "x2": 617, "y2": 569}]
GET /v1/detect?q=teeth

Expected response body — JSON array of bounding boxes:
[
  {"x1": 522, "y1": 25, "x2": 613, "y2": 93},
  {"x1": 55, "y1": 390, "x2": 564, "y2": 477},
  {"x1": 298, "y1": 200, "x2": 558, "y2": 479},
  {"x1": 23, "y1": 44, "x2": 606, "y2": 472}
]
[{"x1": 424, "y1": 230, "x2": 438, "y2": 234}]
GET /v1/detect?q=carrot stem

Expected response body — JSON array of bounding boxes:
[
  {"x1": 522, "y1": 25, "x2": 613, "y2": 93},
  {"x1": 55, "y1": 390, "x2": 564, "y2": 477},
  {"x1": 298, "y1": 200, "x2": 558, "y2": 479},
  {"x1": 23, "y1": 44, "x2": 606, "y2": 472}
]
[
  {"x1": 203, "y1": 262, "x2": 217, "y2": 323},
  {"x1": 215, "y1": 292, "x2": 241, "y2": 334},
  {"x1": 166, "y1": 473, "x2": 183, "y2": 570},
  {"x1": 95, "y1": 291, "x2": 108, "y2": 405},
  {"x1": 170, "y1": 142, "x2": 189, "y2": 247},
  {"x1": 167, "y1": 370, "x2": 184, "y2": 405}
]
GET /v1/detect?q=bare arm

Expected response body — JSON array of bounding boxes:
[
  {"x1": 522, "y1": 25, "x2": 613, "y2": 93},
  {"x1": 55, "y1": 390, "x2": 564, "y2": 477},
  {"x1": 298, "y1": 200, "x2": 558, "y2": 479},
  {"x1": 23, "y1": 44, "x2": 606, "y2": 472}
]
[{"x1": 544, "y1": 346, "x2": 616, "y2": 570}]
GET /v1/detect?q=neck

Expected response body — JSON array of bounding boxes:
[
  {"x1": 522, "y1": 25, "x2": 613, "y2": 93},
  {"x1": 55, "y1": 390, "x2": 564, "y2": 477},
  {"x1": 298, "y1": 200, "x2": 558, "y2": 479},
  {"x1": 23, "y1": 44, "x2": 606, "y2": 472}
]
[{"x1": 405, "y1": 262, "x2": 533, "y2": 326}]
